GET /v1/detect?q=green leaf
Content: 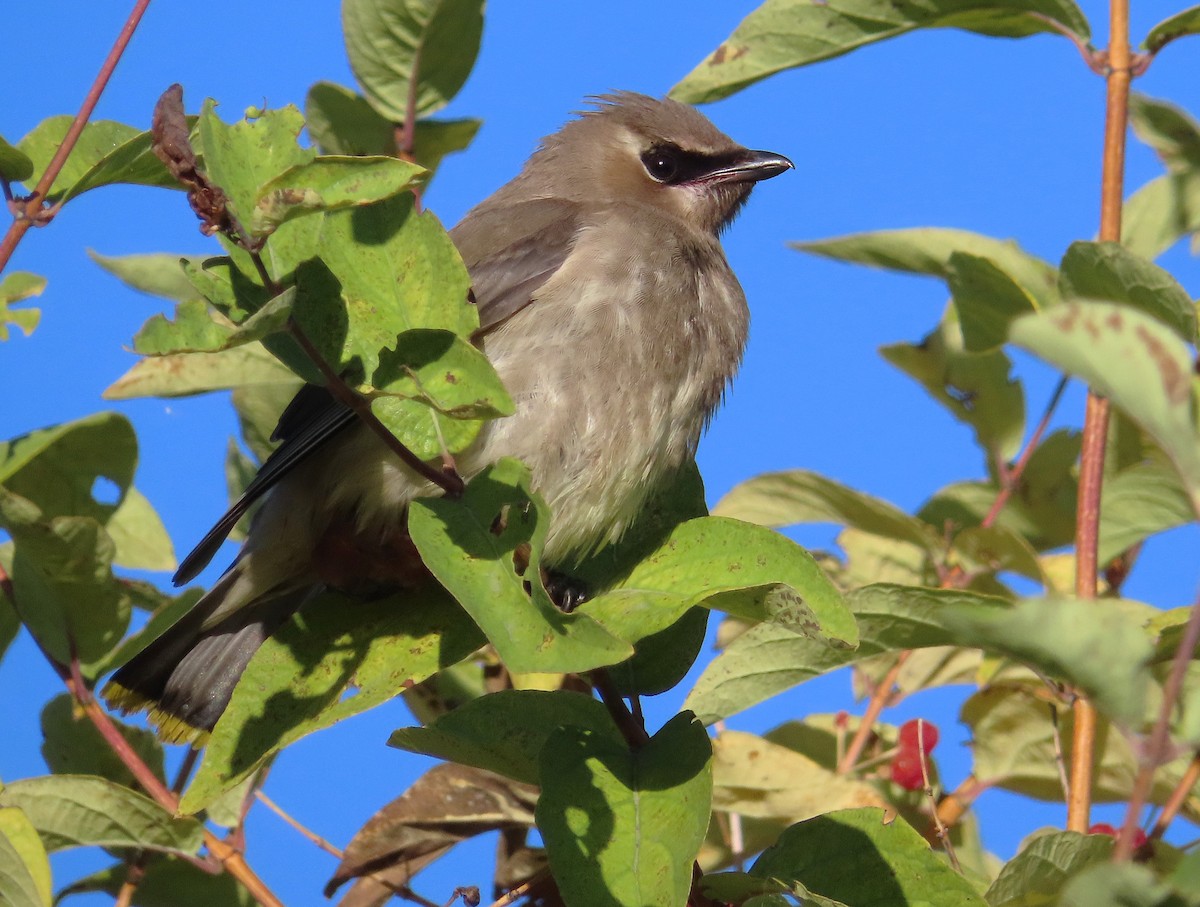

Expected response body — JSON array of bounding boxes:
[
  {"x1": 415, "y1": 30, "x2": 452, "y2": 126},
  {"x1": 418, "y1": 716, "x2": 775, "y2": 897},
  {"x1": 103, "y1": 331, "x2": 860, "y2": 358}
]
[
  {"x1": 180, "y1": 583, "x2": 482, "y2": 813},
  {"x1": 247, "y1": 155, "x2": 426, "y2": 234},
  {"x1": 342, "y1": 0, "x2": 484, "y2": 122},
  {"x1": 1059, "y1": 241, "x2": 1197, "y2": 342},
  {"x1": 685, "y1": 584, "x2": 1007, "y2": 724},
  {"x1": 882, "y1": 310, "x2": 1026, "y2": 460},
  {"x1": 963, "y1": 683, "x2": 1200, "y2": 815},
  {"x1": 1121, "y1": 172, "x2": 1200, "y2": 260},
  {"x1": 673, "y1": 0, "x2": 1090, "y2": 101},
  {"x1": 1058, "y1": 863, "x2": 1182, "y2": 907},
  {"x1": 712, "y1": 730, "x2": 885, "y2": 820},
  {"x1": 919, "y1": 428, "x2": 1080, "y2": 553},
  {"x1": 55, "y1": 857, "x2": 255, "y2": 907},
  {"x1": 0, "y1": 411, "x2": 137, "y2": 524},
  {"x1": 0, "y1": 272, "x2": 45, "y2": 341},
  {"x1": 0, "y1": 807, "x2": 51, "y2": 907},
  {"x1": 389, "y1": 690, "x2": 620, "y2": 785},
  {"x1": 750, "y1": 807, "x2": 984, "y2": 906},
  {"x1": 104, "y1": 345, "x2": 296, "y2": 400},
  {"x1": 39, "y1": 694, "x2": 165, "y2": 789},
  {"x1": 133, "y1": 299, "x2": 234, "y2": 354},
  {"x1": 16, "y1": 118, "x2": 178, "y2": 204},
  {"x1": 305, "y1": 82, "x2": 481, "y2": 179},
  {"x1": 0, "y1": 133, "x2": 34, "y2": 182},
  {"x1": 574, "y1": 463, "x2": 711, "y2": 697},
  {"x1": 1099, "y1": 461, "x2": 1195, "y2": 564},
  {"x1": 985, "y1": 830, "x2": 1112, "y2": 907},
  {"x1": 944, "y1": 596, "x2": 1152, "y2": 722},
  {"x1": 1129, "y1": 95, "x2": 1200, "y2": 173},
  {"x1": 794, "y1": 227, "x2": 1061, "y2": 309},
  {"x1": 1144, "y1": 7, "x2": 1200, "y2": 54},
  {"x1": 195, "y1": 101, "x2": 313, "y2": 234},
  {"x1": 306, "y1": 81, "x2": 397, "y2": 155},
  {"x1": 0, "y1": 776, "x2": 202, "y2": 857},
  {"x1": 714, "y1": 469, "x2": 939, "y2": 550},
  {"x1": 104, "y1": 486, "x2": 176, "y2": 572},
  {"x1": 369, "y1": 328, "x2": 514, "y2": 419},
  {"x1": 537, "y1": 713, "x2": 712, "y2": 907},
  {"x1": 584, "y1": 515, "x2": 856, "y2": 645},
  {"x1": 408, "y1": 459, "x2": 633, "y2": 675},
  {"x1": 89, "y1": 251, "x2": 201, "y2": 303},
  {"x1": 0, "y1": 490, "x2": 127, "y2": 672},
  {"x1": 1010, "y1": 301, "x2": 1200, "y2": 515},
  {"x1": 947, "y1": 252, "x2": 1039, "y2": 351},
  {"x1": 411, "y1": 117, "x2": 482, "y2": 177}
]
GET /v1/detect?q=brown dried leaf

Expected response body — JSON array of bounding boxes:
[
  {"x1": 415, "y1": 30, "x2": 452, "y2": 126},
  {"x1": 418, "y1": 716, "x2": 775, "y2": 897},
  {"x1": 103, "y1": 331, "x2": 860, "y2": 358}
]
[
  {"x1": 151, "y1": 84, "x2": 230, "y2": 236},
  {"x1": 327, "y1": 763, "x2": 538, "y2": 899}
]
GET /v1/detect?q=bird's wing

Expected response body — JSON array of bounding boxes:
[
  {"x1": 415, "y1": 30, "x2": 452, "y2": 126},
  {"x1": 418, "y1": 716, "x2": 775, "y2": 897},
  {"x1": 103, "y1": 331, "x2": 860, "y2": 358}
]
[
  {"x1": 173, "y1": 385, "x2": 354, "y2": 585},
  {"x1": 174, "y1": 198, "x2": 582, "y2": 585},
  {"x1": 454, "y1": 197, "x2": 582, "y2": 336}
]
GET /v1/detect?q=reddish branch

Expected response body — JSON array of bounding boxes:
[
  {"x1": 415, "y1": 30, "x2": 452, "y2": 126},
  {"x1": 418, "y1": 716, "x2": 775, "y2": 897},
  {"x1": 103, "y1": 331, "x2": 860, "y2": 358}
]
[
  {"x1": 1068, "y1": 0, "x2": 1133, "y2": 835},
  {"x1": 0, "y1": 0, "x2": 153, "y2": 272}
]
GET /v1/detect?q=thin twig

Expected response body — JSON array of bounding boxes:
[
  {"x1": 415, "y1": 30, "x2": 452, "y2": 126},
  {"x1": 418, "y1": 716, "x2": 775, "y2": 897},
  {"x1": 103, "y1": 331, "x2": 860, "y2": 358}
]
[
  {"x1": 255, "y1": 790, "x2": 344, "y2": 859},
  {"x1": 918, "y1": 720, "x2": 960, "y2": 873},
  {"x1": 1049, "y1": 704, "x2": 1072, "y2": 803},
  {"x1": 590, "y1": 669, "x2": 650, "y2": 749},
  {"x1": 838, "y1": 652, "x2": 909, "y2": 774},
  {"x1": 0, "y1": 0, "x2": 153, "y2": 272},
  {"x1": 486, "y1": 870, "x2": 552, "y2": 907},
  {"x1": 980, "y1": 377, "x2": 1069, "y2": 530},
  {"x1": 1028, "y1": 12, "x2": 1105, "y2": 73},
  {"x1": 1114, "y1": 589, "x2": 1200, "y2": 860},
  {"x1": 1149, "y1": 753, "x2": 1200, "y2": 843},
  {"x1": 932, "y1": 775, "x2": 987, "y2": 837},
  {"x1": 240, "y1": 246, "x2": 464, "y2": 497}
]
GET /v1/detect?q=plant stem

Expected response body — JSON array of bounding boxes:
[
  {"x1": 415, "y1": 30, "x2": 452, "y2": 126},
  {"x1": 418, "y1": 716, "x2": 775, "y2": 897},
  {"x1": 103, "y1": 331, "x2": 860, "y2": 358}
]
[
  {"x1": 255, "y1": 790, "x2": 344, "y2": 859},
  {"x1": 1115, "y1": 591, "x2": 1200, "y2": 859},
  {"x1": 1148, "y1": 752, "x2": 1200, "y2": 843},
  {"x1": 837, "y1": 652, "x2": 909, "y2": 774},
  {"x1": 1067, "y1": 0, "x2": 1131, "y2": 835},
  {"x1": 0, "y1": 0, "x2": 153, "y2": 273}
]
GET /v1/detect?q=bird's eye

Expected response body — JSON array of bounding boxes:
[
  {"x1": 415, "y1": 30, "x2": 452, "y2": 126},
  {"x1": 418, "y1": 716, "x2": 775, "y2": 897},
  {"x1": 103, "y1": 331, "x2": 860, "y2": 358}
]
[{"x1": 642, "y1": 147, "x2": 679, "y2": 183}]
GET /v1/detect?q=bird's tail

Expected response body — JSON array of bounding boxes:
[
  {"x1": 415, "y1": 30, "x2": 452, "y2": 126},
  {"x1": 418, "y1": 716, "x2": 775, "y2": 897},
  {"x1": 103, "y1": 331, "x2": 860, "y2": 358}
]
[{"x1": 103, "y1": 569, "x2": 312, "y2": 746}]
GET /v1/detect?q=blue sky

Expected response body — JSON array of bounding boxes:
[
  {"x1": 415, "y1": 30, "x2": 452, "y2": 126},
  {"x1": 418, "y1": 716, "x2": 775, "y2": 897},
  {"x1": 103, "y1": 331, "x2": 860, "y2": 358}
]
[{"x1": 3, "y1": 1, "x2": 1200, "y2": 903}]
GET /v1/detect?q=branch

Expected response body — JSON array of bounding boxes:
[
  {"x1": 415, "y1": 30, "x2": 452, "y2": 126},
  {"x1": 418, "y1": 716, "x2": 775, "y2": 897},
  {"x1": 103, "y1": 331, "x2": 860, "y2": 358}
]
[
  {"x1": 1068, "y1": 0, "x2": 1132, "y2": 834},
  {"x1": 0, "y1": 0, "x2": 153, "y2": 273},
  {"x1": 0, "y1": 558, "x2": 285, "y2": 907},
  {"x1": 1113, "y1": 589, "x2": 1200, "y2": 859},
  {"x1": 837, "y1": 652, "x2": 909, "y2": 774},
  {"x1": 981, "y1": 377, "x2": 1068, "y2": 530},
  {"x1": 1148, "y1": 751, "x2": 1200, "y2": 843}
]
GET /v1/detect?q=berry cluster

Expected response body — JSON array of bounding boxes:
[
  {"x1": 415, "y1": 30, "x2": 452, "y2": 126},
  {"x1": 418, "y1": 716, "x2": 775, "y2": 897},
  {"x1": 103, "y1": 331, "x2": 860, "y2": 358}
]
[{"x1": 889, "y1": 719, "x2": 940, "y2": 791}]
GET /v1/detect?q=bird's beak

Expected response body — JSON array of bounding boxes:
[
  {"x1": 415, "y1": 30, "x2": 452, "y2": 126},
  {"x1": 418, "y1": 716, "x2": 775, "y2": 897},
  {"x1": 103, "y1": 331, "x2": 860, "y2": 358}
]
[{"x1": 701, "y1": 150, "x2": 794, "y2": 185}]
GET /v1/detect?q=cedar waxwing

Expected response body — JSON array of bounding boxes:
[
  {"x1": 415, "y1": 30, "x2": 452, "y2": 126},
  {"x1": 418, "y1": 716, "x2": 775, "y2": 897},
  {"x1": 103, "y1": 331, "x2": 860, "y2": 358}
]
[{"x1": 104, "y1": 92, "x2": 793, "y2": 742}]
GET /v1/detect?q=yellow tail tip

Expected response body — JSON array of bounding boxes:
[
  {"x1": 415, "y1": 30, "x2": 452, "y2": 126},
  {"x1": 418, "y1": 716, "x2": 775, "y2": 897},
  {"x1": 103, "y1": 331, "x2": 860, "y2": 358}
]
[{"x1": 101, "y1": 682, "x2": 209, "y2": 748}]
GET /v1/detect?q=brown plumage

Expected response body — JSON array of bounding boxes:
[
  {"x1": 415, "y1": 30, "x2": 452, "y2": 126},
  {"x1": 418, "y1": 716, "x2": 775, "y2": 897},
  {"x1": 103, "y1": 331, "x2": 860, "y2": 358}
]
[{"x1": 104, "y1": 92, "x2": 792, "y2": 743}]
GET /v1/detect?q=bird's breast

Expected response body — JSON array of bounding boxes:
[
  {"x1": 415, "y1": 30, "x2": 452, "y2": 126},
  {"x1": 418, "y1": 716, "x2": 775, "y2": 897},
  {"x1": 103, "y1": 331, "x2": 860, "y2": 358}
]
[{"x1": 470, "y1": 216, "x2": 750, "y2": 562}]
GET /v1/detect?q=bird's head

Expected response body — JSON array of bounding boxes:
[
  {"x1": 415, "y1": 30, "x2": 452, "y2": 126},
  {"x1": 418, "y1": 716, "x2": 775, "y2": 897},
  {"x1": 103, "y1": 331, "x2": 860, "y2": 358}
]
[{"x1": 521, "y1": 92, "x2": 793, "y2": 235}]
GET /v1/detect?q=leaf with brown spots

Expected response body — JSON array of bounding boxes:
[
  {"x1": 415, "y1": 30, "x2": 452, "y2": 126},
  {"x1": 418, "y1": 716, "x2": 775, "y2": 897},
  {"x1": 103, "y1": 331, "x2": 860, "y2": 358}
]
[{"x1": 1010, "y1": 300, "x2": 1200, "y2": 516}]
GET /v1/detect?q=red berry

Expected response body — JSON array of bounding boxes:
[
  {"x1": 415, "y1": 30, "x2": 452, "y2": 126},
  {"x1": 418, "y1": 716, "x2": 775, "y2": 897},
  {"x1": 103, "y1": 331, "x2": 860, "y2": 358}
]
[
  {"x1": 898, "y1": 719, "x2": 940, "y2": 753},
  {"x1": 834, "y1": 710, "x2": 850, "y2": 729},
  {"x1": 1088, "y1": 824, "x2": 1147, "y2": 849},
  {"x1": 890, "y1": 750, "x2": 926, "y2": 790}
]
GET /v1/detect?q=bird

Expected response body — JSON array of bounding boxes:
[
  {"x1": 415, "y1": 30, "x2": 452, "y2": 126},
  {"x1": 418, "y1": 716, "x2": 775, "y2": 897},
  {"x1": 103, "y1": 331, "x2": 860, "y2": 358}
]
[{"x1": 103, "y1": 91, "x2": 793, "y2": 744}]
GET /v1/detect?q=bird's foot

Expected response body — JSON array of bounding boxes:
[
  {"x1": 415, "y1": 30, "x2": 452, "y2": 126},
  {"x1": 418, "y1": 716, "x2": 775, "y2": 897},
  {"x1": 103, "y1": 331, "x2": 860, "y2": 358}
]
[{"x1": 544, "y1": 570, "x2": 590, "y2": 613}]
